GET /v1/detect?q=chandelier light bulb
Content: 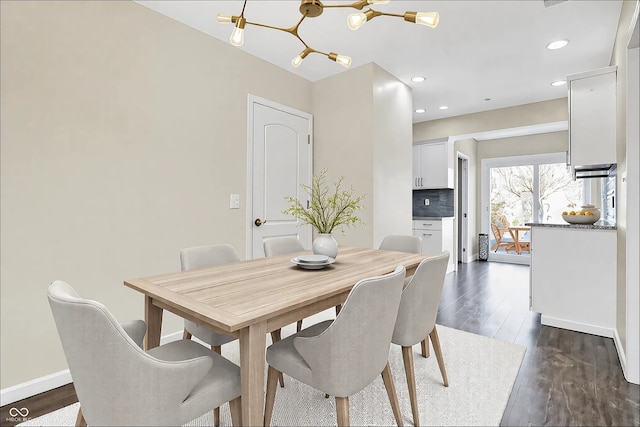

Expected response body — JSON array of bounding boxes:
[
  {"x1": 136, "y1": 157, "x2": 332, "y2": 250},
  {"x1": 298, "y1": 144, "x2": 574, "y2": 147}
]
[
  {"x1": 335, "y1": 54, "x2": 352, "y2": 68},
  {"x1": 347, "y1": 12, "x2": 367, "y2": 30},
  {"x1": 292, "y1": 54, "x2": 304, "y2": 68},
  {"x1": 217, "y1": 13, "x2": 234, "y2": 24},
  {"x1": 230, "y1": 27, "x2": 245, "y2": 46},
  {"x1": 414, "y1": 11, "x2": 439, "y2": 28},
  {"x1": 292, "y1": 48, "x2": 312, "y2": 68},
  {"x1": 367, "y1": 0, "x2": 390, "y2": 4},
  {"x1": 230, "y1": 17, "x2": 246, "y2": 46}
]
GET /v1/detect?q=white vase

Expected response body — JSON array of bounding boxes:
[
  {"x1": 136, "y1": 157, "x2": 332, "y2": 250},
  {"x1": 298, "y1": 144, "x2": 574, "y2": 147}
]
[{"x1": 312, "y1": 233, "x2": 338, "y2": 259}]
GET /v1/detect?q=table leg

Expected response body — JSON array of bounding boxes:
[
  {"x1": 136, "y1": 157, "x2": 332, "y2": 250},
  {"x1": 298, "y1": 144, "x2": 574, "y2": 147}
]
[
  {"x1": 144, "y1": 295, "x2": 163, "y2": 350},
  {"x1": 509, "y1": 229, "x2": 522, "y2": 255},
  {"x1": 239, "y1": 320, "x2": 267, "y2": 426}
]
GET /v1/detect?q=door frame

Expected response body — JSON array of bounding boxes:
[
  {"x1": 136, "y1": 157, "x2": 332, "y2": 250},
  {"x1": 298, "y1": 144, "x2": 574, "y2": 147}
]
[
  {"x1": 481, "y1": 152, "x2": 569, "y2": 265},
  {"x1": 457, "y1": 152, "x2": 470, "y2": 263},
  {"x1": 245, "y1": 95, "x2": 313, "y2": 260}
]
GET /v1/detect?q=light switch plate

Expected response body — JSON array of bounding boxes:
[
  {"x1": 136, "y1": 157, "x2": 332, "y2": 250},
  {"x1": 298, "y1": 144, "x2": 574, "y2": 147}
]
[{"x1": 230, "y1": 194, "x2": 240, "y2": 209}]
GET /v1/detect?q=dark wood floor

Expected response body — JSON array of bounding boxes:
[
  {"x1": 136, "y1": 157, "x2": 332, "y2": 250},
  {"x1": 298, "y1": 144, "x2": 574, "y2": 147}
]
[
  {"x1": 2, "y1": 261, "x2": 638, "y2": 426},
  {"x1": 437, "y1": 261, "x2": 639, "y2": 427}
]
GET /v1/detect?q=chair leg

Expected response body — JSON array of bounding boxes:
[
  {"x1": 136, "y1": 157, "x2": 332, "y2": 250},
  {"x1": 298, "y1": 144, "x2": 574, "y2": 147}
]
[
  {"x1": 421, "y1": 336, "x2": 430, "y2": 358},
  {"x1": 229, "y1": 396, "x2": 242, "y2": 427},
  {"x1": 335, "y1": 396, "x2": 350, "y2": 427},
  {"x1": 75, "y1": 407, "x2": 86, "y2": 427},
  {"x1": 212, "y1": 345, "x2": 222, "y2": 426},
  {"x1": 296, "y1": 320, "x2": 303, "y2": 332},
  {"x1": 381, "y1": 361, "x2": 404, "y2": 426},
  {"x1": 264, "y1": 366, "x2": 280, "y2": 426},
  {"x1": 429, "y1": 326, "x2": 449, "y2": 387},
  {"x1": 401, "y1": 347, "x2": 420, "y2": 426},
  {"x1": 182, "y1": 328, "x2": 192, "y2": 340},
  {"x1": 269, "y1": 330, "x2": 285, "y2": 387}
]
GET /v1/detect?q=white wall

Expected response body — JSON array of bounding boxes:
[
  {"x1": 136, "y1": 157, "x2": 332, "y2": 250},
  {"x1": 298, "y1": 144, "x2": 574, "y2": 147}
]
[
  {"x1": 313, "y1": 63, "x2": 413, "y2": 249},
  {"x1": 611, "y1": 0, "x2": 639, "y2": 384},
  {"x1": 0, "y1": 0, "x2": 313, "y2": 390},
  {"x1": 371, "y1": 66, "x2": 414, "y2": 247}
]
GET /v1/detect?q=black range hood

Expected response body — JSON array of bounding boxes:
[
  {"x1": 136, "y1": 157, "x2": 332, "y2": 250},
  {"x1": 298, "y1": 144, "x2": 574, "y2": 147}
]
[{"x1": 573, "y1": 163, "x2": 617, "y2": 179}]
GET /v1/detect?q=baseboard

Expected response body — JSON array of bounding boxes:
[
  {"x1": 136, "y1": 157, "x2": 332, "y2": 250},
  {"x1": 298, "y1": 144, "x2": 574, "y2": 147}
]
[
  {"x1": 613, "y1": 328, "x2": 628, "y2": 379},
  {"x1": 540, "y1": 315, "x2": 615, "y2": 338},
  {"x1": 459, "y1": 253, "x2": 477, "y2": 263},
  {"x1": 0, "y1": 330, "x2": 183, "y2": 406},
  {"x1": 0, "y1": 370, "x2": 72, "y2": 407}
]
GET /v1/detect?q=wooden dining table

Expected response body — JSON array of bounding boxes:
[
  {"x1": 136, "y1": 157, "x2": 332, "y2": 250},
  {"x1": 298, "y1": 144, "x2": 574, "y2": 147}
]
[
  {"x1": 508, "y1": 226, "x2": 531, "y2": 254},
  {"x1": 124, "y1": 246, "x2": 429, "y2": 426}
]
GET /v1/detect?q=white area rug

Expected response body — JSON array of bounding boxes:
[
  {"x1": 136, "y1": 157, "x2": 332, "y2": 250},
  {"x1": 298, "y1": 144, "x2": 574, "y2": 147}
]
[{"x1": 19, "y1": 312, "x2": 525, "y2": 426}]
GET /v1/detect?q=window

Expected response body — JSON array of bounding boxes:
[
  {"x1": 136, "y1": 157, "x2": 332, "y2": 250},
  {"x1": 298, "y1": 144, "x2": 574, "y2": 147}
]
[{"x1": 482, "y1": 153, "x2": 587, "y2": 264}]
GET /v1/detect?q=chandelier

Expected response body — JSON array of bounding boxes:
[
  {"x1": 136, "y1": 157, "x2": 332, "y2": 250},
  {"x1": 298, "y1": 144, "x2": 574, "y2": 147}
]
[{"x1": 217, "y1": 0, "x2": 439, "y2": 69}]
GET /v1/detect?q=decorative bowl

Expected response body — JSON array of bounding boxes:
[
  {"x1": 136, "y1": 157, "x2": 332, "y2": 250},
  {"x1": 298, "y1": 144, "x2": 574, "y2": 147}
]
[{"x1": 562, "y1": 213, "x2": 599, "y2": 225}]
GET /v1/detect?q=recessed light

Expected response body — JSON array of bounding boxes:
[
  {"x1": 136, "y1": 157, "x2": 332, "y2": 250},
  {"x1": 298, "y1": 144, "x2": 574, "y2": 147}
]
[
  {"x1": 551, "y1": 80, "x2": 566, "y2": 87},
  {"x1": 439, "y1": 105, "x2": 449, "y2": 110},
  {"x1": 411, "y1": 76, "x2": 426, "y2": 83},
  {"x1": 415, "y1": 108, "x2": 426, "y2": 114},
  {"x1": 546, "y1": 39, "x2": 569, "y2": 50}
]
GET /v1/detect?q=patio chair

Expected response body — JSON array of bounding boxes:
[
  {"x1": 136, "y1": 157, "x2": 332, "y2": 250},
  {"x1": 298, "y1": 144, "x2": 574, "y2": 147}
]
[{"x1": 491, "y1": 223, "x2": 517, "y2": 253}]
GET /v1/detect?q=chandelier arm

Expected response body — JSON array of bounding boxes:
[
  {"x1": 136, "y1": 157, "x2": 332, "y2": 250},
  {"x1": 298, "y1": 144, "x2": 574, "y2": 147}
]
[
  {"x1": 376, "y1": 11, "x2": 404, "y2": 19},
  {"x1": 246, "y1": 13, "x2": 310, "y2": 44},
  {"x1": 245, "y1": 20, "x2": 295, "y2": 33},
  {"x1": 323, "y1": 0, "x2": 369, "y2": 11}
]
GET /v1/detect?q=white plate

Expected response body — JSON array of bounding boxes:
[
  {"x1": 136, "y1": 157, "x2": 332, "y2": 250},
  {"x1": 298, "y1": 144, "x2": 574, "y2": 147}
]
[
  {"x1": 291, "y1": 257, "x2": 335, "y2": 270},
  {"x1": 297, "y1": 254, "x2": 330, "y2": 264}
]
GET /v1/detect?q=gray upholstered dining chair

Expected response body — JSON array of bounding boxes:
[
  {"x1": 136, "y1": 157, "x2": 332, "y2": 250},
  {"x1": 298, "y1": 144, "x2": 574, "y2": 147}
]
[
  {"x1": 263, "y1": 236, "x2": 307, "y2": 332},
  {"x1": 379, "y1": 235, "x2": 421, "y2": 285},
  {"x1": 379, "y1": 234, "x2": 422, "y2": 254},
  {"x1": 179, "y1": 244, "x2": 244, "y2": 426},
  {"x1": 180, "y1": 243, "x2": 284, "y2": 421},
  {"x1": 263, "y1": 235, "x2": 305, "y2": 258},
  {"x1": 263, "y1": 266, "x2": 407, "y2": 427},
  {"x1": 391, "y1": 251, "x2": 450, "y2": 427},
  {"x1": 47, "y1": 280, "x2": 242, "y2": 427},
  {"x1": 180, "y1": 244, "x2": 241, "y2": 351}
]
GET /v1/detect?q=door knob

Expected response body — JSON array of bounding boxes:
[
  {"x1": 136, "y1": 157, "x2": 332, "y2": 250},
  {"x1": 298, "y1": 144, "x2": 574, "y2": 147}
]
[{"x1": 254, "y1": 218, "x2": 266, "y2": 227}]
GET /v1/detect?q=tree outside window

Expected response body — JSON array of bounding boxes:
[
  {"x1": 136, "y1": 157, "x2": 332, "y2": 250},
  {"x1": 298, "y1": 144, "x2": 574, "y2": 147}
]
[{"x1": 490, "y1": 163, "x2": 582, "y2": 226}]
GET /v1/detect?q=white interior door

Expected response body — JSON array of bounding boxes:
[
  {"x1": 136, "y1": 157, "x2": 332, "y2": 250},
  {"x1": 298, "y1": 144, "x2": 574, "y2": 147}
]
[{"x1": 248, "y1": 97, "x2": 312, "y2": 259}]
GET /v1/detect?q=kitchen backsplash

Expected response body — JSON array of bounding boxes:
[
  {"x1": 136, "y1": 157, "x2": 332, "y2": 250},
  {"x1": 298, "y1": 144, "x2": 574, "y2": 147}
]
[{"x1": 413, "y1": 189, "x2": 454, "y2": 217}]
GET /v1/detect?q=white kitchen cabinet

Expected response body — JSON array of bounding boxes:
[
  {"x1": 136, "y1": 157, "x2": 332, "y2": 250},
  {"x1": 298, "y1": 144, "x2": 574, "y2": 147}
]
[
  {"x1": 412, "y1": 139, "x2": 454, "y2": 189},
  {"x1": 529, "y1": 225, "x2": 616, "y2": 338},
  {"x1": 567, "y1": 66, "x2": 617, "y2": 171},
  {"x1": 412, "y1": 218, "x2": 454, "y2": 273}
]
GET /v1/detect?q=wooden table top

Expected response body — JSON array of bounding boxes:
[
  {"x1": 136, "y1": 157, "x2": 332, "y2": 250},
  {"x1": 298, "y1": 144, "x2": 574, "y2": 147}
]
[
  {"x1": 124, "y1": 246, "x2": 428, "y2": 334},
  {"x1": 508, "y1": 226, "x2": 531, "y2": 231}
]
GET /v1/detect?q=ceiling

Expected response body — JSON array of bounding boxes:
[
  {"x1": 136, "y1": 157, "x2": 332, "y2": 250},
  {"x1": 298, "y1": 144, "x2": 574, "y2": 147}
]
[{"x1": 136, "y1": 0, "x2": 623, "y2": 124}]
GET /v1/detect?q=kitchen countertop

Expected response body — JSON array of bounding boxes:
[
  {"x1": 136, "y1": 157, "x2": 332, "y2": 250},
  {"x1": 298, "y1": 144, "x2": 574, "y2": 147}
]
[{"x1": 526, "y1": 221, "x2": 616, "y2": 230}]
